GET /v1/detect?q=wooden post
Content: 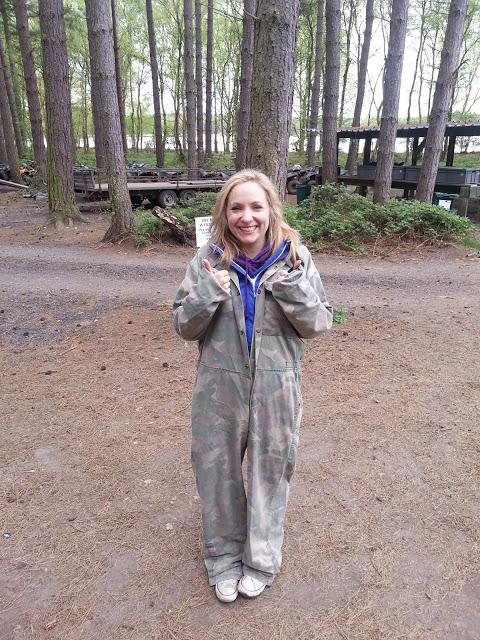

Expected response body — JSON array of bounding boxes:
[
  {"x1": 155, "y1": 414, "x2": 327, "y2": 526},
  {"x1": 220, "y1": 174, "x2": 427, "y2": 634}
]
[
  {"x1": 363, "y1": 136, "x2": 372, "y2": 164},
  {"x1": 446, "y1": 135, "x2": 456, "y2": 166},
  {"x1": 412, "y1": 137, "x2": 419, "y2": 166}
]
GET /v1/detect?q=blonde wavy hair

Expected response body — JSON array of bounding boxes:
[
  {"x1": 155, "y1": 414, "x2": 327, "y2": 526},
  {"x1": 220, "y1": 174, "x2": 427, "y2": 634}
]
[{"x1": 210, "y1": 169, "x2": 300, "y2": 266}]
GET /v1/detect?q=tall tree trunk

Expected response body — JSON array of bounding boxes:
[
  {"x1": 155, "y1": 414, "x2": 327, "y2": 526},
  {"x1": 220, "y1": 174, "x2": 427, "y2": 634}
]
[
  {"x1": 235, "y1": 0, "x2": 255, "y2": 170},
  {"x1": 85, "y1": 0, "x2": 133, "y2": 242},
  {"x1": 338, "y1": 0, "x2": 354, "y2": 127},
  {"x1": 322, "y1": 0, "x2": 340, "y2": 184},
  {"x1": 416, "y1": 0, "x2": 467, "y2": 203},
  {"x1": 205, "y1": 0, "x2": 213, "y2": 160},
  {"x1": 0, "y1": 37, "x2": 23, "y2": 162},
  {"x1": 173, "y1": 19, "x2": 184, "y2": 160},
  {"x1": 82, "y1": 63, "x2": 89, "y2": 151},
  {"x1": 306, "y1": 0, "x2": 324, "y2": 167},
  {"x1": 128, "y1": 64, "x2": 135, "y2": 152},
  {"x1": 195, "y1": 0, "x2": 203, "y2": 165},
  {"x1": 90, "y1": 46, "x2": 106, "y2": 171},
  {"x1": 247, "y1": 0, "x2": 299, "y2": 196},
  {"x1": 146, "y1": 0, "x2": 164, "y2": 166},
  {"x1": 406, "y1": 0, "x2": 427, "y2": 124},
  {"x1": 426, "y1": 18, "x2": 440, "y2": 117},
  {"x1": 345, "y1": 0, "x2": 374, "y2": 174},
  {"x1": 0, "y1": 111, "x2": 7, "y2": 161},
  {"x1": 183, "y1": 0, "x2": 196, "y2": 177},
  {"x1": 38, "y1": 0, "x2": 78, "y2": 226},
  {"x1": 213, "y1": 80, "x2": 218, "y2": 153},
  {"x1": 373, "y1": 0, "x2": 409, "y2": 204},
  {"x1": 159, "y1": 66, "x2": 167, "y2": 155},
  {"x1": 111, "y1": 0, "x2": 128, "y2": 157},
  {"x1": 0, "y1": 0, "x2": 24, "y2": 156},
  {"x1": 13, "y1": 0, "x2": 47, "y2": 182},
  {"x1": 296, "y1": 12, "x2": 315, "y2": 156},
  {"x1": 0, "y1": 59, "x2": 20, "y2": 181}
]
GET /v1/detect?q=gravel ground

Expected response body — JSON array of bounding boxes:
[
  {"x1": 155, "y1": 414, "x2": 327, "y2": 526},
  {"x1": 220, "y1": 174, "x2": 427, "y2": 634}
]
[{"x1": 1, "y1": 193, "x2": 479, "y2": 640}]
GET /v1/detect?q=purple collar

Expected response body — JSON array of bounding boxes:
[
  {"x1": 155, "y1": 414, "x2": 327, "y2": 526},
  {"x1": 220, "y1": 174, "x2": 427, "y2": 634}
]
[{"x1": 234, "y1": 242, "x2": 272, "y2": 277}]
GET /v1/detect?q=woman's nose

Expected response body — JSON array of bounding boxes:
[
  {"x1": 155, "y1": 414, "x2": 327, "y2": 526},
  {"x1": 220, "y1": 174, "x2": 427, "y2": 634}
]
[{"x1": 240, "y1": 207, "x2": 253, "y2": 220}]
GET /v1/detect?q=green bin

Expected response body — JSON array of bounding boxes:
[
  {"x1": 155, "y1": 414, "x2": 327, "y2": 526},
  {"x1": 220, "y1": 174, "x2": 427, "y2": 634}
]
[
  {"x1": 296, "y1": 183, "x2": 311, "y2": 204},
  {"x1": 432, "y1": 192, "x2": 458, "y2": 210}
]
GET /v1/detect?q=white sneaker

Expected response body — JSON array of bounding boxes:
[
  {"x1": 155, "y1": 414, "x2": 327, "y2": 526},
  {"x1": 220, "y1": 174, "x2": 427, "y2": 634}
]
[
  {"x1": 215, "y1": 578, "x2": 239, "y2": 603},
  {"x1": 238, "y1": 575, "x2": 266, "y2": 598}
]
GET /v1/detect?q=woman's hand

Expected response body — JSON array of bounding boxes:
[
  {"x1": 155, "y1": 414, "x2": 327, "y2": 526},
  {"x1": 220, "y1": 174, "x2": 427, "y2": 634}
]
[
  {"x1": 204, "y1": 259, "x2": 231, "y2": 294},
  {"x1": 276, "y1": 259, "x2": 302, "y2": 282}
]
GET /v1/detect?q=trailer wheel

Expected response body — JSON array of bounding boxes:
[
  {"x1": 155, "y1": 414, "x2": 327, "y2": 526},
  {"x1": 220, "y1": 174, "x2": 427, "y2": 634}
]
[
  {"x1": 286, "y1": 177, "x2": 297, "y2": 195},
  {"x1": 179, "y1": 189, "x2": 196, "y2": 204},
  {"x1": 158, "y1": 190, "x2": 178, "y2": 208},
  {"x1": 130, "y1": 194, "x2": 143, "y2": 207}
]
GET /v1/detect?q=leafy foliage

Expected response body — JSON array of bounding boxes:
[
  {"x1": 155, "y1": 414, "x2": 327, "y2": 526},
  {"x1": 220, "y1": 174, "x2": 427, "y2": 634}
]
[
  {"x1": 459, "y1": 229, "x2": 480, "y2": 251},
  {"x1": 133, "y1": 192, "x2": 217, "y2": 245},
  {"x1": 172, "y1": 193, "x2": 217, "y2": 234},
  {"x1": 133, "y1": 209, "x2": 164, "y2": 245},
  {"x1": 291, "y1": 184, "x2": 471, "y2": 250},
  {"x1": 333, "y1": 304, "x2": 348, "y2": 325}
]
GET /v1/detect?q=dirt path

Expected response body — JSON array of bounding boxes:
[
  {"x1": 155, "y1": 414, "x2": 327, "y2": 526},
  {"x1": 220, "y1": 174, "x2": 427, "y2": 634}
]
[{"x1": 1, "y1": 194, "x2": 479, "y2": 640}]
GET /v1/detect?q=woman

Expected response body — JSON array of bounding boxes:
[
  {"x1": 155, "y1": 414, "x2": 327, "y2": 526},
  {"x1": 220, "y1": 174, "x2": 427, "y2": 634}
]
[{"x1": 173, "y1": 169, "x2": 332, "y2": 602}]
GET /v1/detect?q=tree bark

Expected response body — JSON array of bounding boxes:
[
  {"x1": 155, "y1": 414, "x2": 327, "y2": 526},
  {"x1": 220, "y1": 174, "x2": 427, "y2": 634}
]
[
  {"x1": 0, "y1": 56, "x2": 20, "y2": 182},
  {"x1": 81, "y1": 62, "x2": 89, "y2": 151},
  {"x1": 322, "y1": 0, "x2": 341, "y2": 184},
  {"x1": 111, "y1": 0, "x2": 128, "y2": 157},
  {"x1": 345, "y1": 0, "x2": 374, "y2": 174},
  {"x1": 183, "y1": 0, "x2": 196, "y2": 177},
  {"x1": 38, "y1": 0, "x2": 78, "y2": 225},
  {"x1": 89, "y1": 41, "x2": 105, "y2": 173},
  {"x1": 205, "y1": 0, "x2": 213, "y2": 160},
  {"x1": 13, "y1": 0, "x2": 47, "y2": 182},
  {"x1": 247, "y1": 0, "x2": 299, "y2": 196},
  {"x1": 339, "y1": 0, "x2": 354, "y2": 127},
  {"x1": 406, "y1": 0, "x2": 427, "y2": 124},
  {"x1": 85, "y1": 0, "x2": 133, "y2": 242},
  {"x1": 373, "y1": 0, "x2": 409, "y2": 204},
  {"x1": 0, "y1": 0, "x2": 24, "y2": 157},
  {"x1": 195, "y1": 0, "x2": 203, "y2": 165},
  {"x1": 306, "y1": 0, "x2": 324, "y2": 167},
  {"x1": 235, "y1": 0, "x2": 255, "y2": 170},
  {"x1": 146, "y1": 0, "x2": 164, "y2": 167},
  {"x1": 416, "y1": 0, "x2": 468, "y2": 203},
  {"x1": 0, "y1": 111, "x2": 7, "y2": 162}
]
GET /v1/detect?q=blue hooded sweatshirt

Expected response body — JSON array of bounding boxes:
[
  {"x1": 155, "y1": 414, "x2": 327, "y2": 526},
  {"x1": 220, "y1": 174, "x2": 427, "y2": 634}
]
[{"x1": 210, "y1": 240, "x2": 289, "y2": 350}]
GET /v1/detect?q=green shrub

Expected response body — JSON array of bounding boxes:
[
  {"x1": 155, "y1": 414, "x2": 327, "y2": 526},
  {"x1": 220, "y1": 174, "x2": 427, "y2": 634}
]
[
  {"x1": 173, "y1": 192, "x2": 217, "y2": 234},
  {"x1": 459, "y1": 231, "x2": 480, "y2": 251},
  {"x1": 333, "y1": 304, "x2": 348, "y2": 324},
  {"x1": 133, "y1": 193, "x2": 217, "y2": 245},
  {"x1": 133, "y1": 209, "x2": 164, "y2": 245},
  {"x1": 289, "y1": 184, "x2": 471, "y2": 250},
  {"x1": 381, "y1": 199, "x2": 470, "y2": 239}
]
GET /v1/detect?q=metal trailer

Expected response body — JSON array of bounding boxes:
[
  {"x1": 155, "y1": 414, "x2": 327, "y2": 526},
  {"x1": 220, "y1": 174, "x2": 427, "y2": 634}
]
[{"x1": 73, "y1": 168, "x2": 226, "y2": 207}]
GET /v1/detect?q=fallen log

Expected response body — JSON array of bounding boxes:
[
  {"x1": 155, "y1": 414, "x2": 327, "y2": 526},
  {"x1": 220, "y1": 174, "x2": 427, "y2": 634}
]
[
  {"x1": 0, "y1": 177, "x2": 27, "y2": 189},
  {"x1": 152, "y1": 206, "x2": 195, "y2": 246}
]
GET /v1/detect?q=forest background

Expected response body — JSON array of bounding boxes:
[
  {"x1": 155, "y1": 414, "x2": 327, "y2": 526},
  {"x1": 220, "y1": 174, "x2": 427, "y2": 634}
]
[{"x1": 3, "y1": 0, "x2": 480, "y2": 165}]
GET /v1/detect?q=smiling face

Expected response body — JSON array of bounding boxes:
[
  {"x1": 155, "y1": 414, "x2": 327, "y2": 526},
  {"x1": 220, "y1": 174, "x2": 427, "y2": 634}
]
[{"x1": 226, "y1": 181, "x2": 270, "y2": 257}]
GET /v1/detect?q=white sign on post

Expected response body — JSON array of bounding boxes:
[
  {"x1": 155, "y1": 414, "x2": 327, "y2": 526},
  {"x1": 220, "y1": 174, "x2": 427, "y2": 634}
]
[
  {"x1": 438, "y1": 199, "x2": 452, "y2": 210},
  {"x1": 195, "y1": 216, "x2": 212, "y2": 247}
]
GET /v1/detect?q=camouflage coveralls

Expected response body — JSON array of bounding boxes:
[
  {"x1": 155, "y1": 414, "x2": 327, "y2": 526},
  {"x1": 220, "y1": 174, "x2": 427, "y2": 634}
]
[{"x1": 173, "y1": 242, "x2": 332, "y2": 586}]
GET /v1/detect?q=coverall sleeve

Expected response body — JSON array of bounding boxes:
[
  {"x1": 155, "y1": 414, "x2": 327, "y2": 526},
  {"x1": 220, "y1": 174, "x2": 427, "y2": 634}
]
[
  {"x1": 172, "y1": 252, "x2": 230, "y2": 341},
  {"x1": 270, "y1": 248, "x2": 333, "y2": 338}
]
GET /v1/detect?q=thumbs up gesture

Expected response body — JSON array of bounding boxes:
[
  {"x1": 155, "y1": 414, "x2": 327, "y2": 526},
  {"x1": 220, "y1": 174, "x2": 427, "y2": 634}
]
[
  {"x1": 277, "y1": 259, "x2": 302, "y2": 281},
  {"x1": 204, "y1": 259, "x2": 231, "y2": 294}
]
